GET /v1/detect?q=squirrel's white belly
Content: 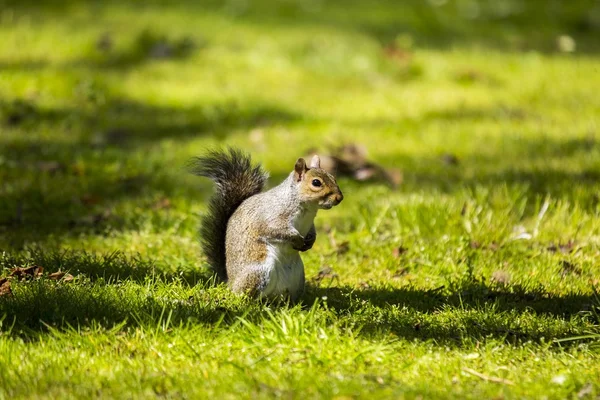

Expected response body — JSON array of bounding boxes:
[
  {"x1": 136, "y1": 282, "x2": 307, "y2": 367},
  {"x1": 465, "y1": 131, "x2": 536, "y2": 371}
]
[{"x1": 261, "y1": 244, "x2": 304, "y2": 299}]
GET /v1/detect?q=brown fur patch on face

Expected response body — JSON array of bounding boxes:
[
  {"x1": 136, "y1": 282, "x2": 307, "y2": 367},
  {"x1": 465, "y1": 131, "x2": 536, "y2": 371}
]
[{"x1": 297, "y1": 168, "x2": 342, "y2": 205}]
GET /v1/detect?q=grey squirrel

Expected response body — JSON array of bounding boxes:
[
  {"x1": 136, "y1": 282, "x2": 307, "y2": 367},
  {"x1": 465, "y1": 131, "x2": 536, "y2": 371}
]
[{"x1": 189, "y1": 148, "x2": 343, "y2": 301}]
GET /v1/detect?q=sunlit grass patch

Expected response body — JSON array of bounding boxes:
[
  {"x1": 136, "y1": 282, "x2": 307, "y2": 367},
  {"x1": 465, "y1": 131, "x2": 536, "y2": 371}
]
[{"x1": 1, "y1": 0, "x2": 600, "y2": 398}]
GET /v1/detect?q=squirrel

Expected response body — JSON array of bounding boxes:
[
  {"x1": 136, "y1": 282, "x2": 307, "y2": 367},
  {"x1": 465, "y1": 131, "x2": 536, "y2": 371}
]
[{"x1": 189, "y1": 148, "x2": 343, "y2": 302}]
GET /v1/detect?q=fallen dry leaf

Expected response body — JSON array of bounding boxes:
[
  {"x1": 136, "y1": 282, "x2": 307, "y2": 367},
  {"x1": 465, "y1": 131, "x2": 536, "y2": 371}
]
[
  {"x1": 384, "y1": 168, "x2": 403, "y2": 188},
  {"x1": 441, "y1": 153, "x2": 460, "y2": 166},
  {"x1": 392, "y1": 246, "x2": 408, "y2": 258},
  {"x1": 335, "y1": 241, "x2": 350, "y2": 255},
  {"x1": 471, "y1": 241, "x2": 500, "y2": 251},
  {"x1": 96, "y1": 32, "x2": 113, "y2": 52},
  {"x1": 37, "y1": 161, "x2": 65, "y2": 174},
  {"x1": 10, "y1": 266, "x2": 44, "y2": 280},
  {"x1": 306, "y1": 143, "x2": 402, "y2": 188},
  {"x1": 383, "y1": 44, "x2": 413, "y2": 63},
  {"x1": 577, "y1": 382, "x2": 593, "y2": 399},
  {"x1": 392, "y1": 267, "x2": 409, "y2": 278},
  {"x1": 354, "y1": 166, "x2": 378, "y2": 181},
  {"x1": 0, "y1": 278, "x2": 12, "y2": 297},
  {"x1": 48, "y1": 271, "x2": 75, "y2": 282},
  {"x1": 560, "y1": 260, "x2": 582, "y2": 277},
  {"x1": 547, "y1": 241, "x2": 576, "y2": 254},
  {"x1": 152, "y1": 198, "x2": 172, "y2": 210},
  {"x1": 80, "y1": 194, "x2": 101, "y2": 207},
  {"x1": 337, "y1": 143, "x2": 368, "y2": 165},
  {"x1": 312, "y1": 266, "x2": 339, "y2": 286},
  {"x1": 72, "y1": 209, "x2": 112, "y2": 227},
  {"x1": 491, "y1": 270, "x2": 511, "y2": 285}
]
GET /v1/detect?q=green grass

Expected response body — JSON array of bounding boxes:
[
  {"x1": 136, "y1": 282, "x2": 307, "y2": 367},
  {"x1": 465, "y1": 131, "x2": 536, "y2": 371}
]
[{"x1": 1, "y1": 0, "x2": 600, "y2": 398}]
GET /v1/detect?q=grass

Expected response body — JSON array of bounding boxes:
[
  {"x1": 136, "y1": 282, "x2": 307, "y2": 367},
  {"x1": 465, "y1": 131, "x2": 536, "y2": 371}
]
[{"x1": 1, "y1": 0, "x2": 600, "y2": 398}]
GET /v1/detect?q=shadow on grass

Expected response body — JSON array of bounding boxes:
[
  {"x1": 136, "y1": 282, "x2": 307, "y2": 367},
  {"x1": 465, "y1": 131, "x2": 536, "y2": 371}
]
[
  {"x1": 0, "y1": 250, "x2": 597, "y2": 345},
  {"x1": 0, "y1": 97, "x2": 300, "y2": 248},
  {"x1": 0, "y1": 250, "x2": 210, "y2": 286},
  {"x1": 0, "y1": 97, "x2": 299, "y2": 147},
  {"x1": 304, "y1": 282, "x2": 600, "y2": 344}
]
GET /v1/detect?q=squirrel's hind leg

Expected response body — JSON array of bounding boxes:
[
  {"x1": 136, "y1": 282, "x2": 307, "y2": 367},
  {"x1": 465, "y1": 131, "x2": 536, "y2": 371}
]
[
  {"x1": 229, "y1": 265, "x2": 271, "y2": 298},
  {"x1": 229, "y1": 260, "x2": 305, "y2": 303}
]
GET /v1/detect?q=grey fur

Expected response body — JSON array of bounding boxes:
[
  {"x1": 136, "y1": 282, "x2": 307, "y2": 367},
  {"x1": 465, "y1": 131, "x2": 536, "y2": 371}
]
[
  {"x1": 226, "y1": 173, "x2": 314, "y2": 300},
  {"x1": 191, "y1": 149, "x2": 342, "y2": 301}
]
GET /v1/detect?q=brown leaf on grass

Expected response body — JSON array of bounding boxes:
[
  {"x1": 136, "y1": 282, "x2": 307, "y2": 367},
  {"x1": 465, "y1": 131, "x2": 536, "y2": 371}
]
[
  {"x1": 10, "y1": 266, "x2": 44, "y2": 280},
  {"x1": 96, "y1": 33, "x2": 113, "y2": 52},
  {"x1": 560, "y1": 260, "x2": 582, "y2": 276},
  {"x1": 0, "y1": 278, "x2": 12, "y2": 297},
  {"x1": 354, "y1": 166, "x2": 403, "y2": 188},
  {"x1": 471, "y1": 241, "x2": 500, "y2": 251},
  {"x1": 383, "y1": 45, "x2": 413, "y2": 63},
  {"x1": 547, "y1": 241, "x2": 576, "y2": 254},
  {"x1": 79, "y1": 194, "x2": 101, "y2": 207},
  {"x1": 48, "y1": 271, "x2": 75, "y2": 282},
  {"x1": 337, "y1": 143, "x2": 368, "y2": 165},
  {"x1": 335, "y1": 241, "x2": 350, "y2": 255},
  {"x1": 152, "y1": 197, "x2": 172, "y2": 210},
  {"x1": 384, "y1": 168, "x2": 403, "y2": 188},
  {"x1": 491, "y1": 270, "x2": 511, "y2": 285},
  {"x1": 354, "y1": 166, "x2": 378, "y2": 181},
  {"x1": 392, "y1": 267, "x2": 409, "y2": 279},
  {"x1": 312, "y1": 266, "x2": 339, "y2": 286},
  {"x1": 577, "y1": 382, "x2": 593, "y2": 399},
  {"x1": 327, "y1": 231, "x2": 349, "y2": 254},
  {"x1": 37, "y1": 161, "x2": 65, "y2": 174},
  {"x1": 392, "y1": 246, "x2": 408, "y2": 258},
  {"x1": 441, "y1": 153, "x2": 460, "y2": 166},
  {"x1": 307, "y1": 143, "x2": 402, "y2": 188},
  {"x1": 72, "y1": 209, "x2": 112, "y2": 227}
]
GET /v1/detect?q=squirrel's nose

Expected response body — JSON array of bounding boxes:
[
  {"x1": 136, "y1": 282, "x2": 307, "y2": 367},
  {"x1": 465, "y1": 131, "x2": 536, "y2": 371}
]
[{"x1": 334, "y1": 192, "x2": 344, "y2": 204}]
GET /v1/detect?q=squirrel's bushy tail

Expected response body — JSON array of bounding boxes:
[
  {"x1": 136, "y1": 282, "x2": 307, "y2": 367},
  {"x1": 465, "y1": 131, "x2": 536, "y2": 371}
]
[{"x1": 188, "y1": 148, "x2": 268, "y2": 281}]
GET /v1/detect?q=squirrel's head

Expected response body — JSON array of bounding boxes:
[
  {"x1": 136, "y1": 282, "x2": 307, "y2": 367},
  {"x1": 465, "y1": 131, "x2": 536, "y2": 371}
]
[{"x1": 293, "y1": 155, "x2": 343, "y2": 210}]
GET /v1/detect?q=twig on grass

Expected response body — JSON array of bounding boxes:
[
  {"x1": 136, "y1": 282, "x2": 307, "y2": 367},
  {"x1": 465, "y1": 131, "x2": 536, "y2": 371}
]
[{"x1": 462, "y1": 367, "x2": 514, "y2": 385}]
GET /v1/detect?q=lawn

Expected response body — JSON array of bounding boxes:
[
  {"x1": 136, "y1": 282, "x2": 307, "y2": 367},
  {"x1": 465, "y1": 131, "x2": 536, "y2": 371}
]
[{"x1": 1, "y1": 0, "x2": 600, "y2": 398}]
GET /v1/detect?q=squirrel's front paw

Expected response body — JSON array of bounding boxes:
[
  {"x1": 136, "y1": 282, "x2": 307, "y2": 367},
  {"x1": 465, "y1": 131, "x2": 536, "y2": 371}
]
[
  {"x1": 291, "y1": 234, "x2": 306, "y2": 251},
  {"x1": 297, "y1": 233, "x2": 316, "y2": 252}
]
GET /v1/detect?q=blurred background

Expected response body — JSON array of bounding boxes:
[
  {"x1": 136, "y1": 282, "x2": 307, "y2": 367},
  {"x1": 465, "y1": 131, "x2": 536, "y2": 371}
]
[{"x1": 0, "y1": 0, "x2": 599, "y2": 255}]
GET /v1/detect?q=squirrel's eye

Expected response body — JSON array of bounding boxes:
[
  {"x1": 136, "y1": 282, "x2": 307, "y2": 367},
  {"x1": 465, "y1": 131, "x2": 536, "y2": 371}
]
[{"x1": 312, "y1": 179, "x2": 322, "y2": 187}]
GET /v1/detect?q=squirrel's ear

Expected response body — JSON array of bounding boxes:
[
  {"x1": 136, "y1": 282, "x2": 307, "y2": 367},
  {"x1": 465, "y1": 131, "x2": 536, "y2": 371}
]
[
  {"x1": 294, "y1": 158, "x2": 307, "y2": 181},
  {"x1": 310, "y1": 155, "x2": 321, "y2": 169}
]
